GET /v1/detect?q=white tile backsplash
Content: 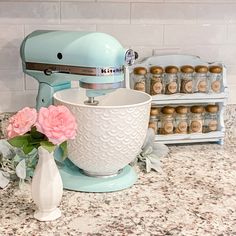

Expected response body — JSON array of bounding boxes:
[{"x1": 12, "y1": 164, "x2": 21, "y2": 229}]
[
  {"x1": 25, "y1": 75, "x2": 39, "y2": 91},
  {"x1": 0, "y1": 48, "x2": 21, "y2": 70},
  {"x1": 0, "y1": 2, "x2": 60, "y2": 24},
  {"x1": 0, "y1": 91, "x2": 37, "y2": 112},
  {"x1": 24, "y1": 24, "x2": 96, "y2": 35},
  {"x1": 164, "y1": 24, "x2": 227, "y2": 46},
  {"x1": 97, "y1": 24, "x2": 163, "y2": 46},
  {"x1": 0, "y1": 25, "x2": 24, "y2": 48},
  {"x1": 196, "y1": 4, "x2": 236, "y2": 24},
  {"x1": 0, "y1": 70, "x2": 24, "y2": 91},
  {"x1": 1, "y1": 1, "x2": 236, "y2": 111},
  {"x1": 61, "y1": 2, "x2": 130, "y2": 24},
  {"x1": 131, "y1": 3, "x2": 196, "y2": 24}
]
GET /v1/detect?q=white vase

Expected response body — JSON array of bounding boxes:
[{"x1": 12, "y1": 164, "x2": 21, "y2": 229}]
[{"x1": 31, "y1": 146, "x2": 63, "y2": 221}]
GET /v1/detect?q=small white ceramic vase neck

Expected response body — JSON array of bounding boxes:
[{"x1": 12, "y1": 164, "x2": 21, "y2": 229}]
[{"x1": 32, "y1": 146, "x2": 63, "y2": 221}]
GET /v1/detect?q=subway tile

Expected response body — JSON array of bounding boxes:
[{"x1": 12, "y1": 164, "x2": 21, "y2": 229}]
[
  {"x1": 131, "y1": 3, "x2": 196, "y2": 24},
  {"x1": 218, "y1": 45, "x2": 236, "y2": 66},
  {"x1": 24, "y1": 24, "x2": 96, "y2": 36},
  {"x1": 164, "y1": 24, "x2": 227, "y2": 46},
  {"x1": 197, "y1": 4, "x2": 236, "y2": 24},
  {"x1": 0, "y1": 48, "x2": 21, "y2": 70},
  {"x1": 0, "y1": 0, "x2": 59, "y2": 1},
  {"x1": 226, "y1": 72, "x2": 236, "y2": 86},
  {"x1": 129, "y1": 46, "x2": 154, "y2": 62},
  {"x1": 61, "y1": 0, "x2": 95, "y2": 1},
  {"x1": 153, "y1": 47, "x2": 181, "y2": 56},
  {"x1": 97, "y1": 0, "x2": 163, "y2": 2},
  {"x1": 0, "y1": 91, "x2": 37, "y2": 112},
  {"x1": 25, "y1": 75, "x2": 39, "y2": 91},
  {"x1": 228, "y1": 85, "x2": 236, "y2": 104},
  {"x1": 0, "y1": 2, "x2": 59, "y2": 24},
  {"x1": 0, "y1": 25, "x2": 24, "y2": 48},
  {"x1": 97, "y1": 24, "x2": 163, "y2": 46},
  {"x1": 0, "y1": 70, "x2": 24, "y2": 91},
  {"x1": 165, "y1": 0, "x2": 236, "y2": 2},
  {"x1": 179, "y1": 45, "x2": 220, "y2": 63},
  {"x1": 227, "y1": 25, "x2": 236, "y2": 44},
  {"x1": 61, "y1": 2, "x2": 130, "y2": 24}
]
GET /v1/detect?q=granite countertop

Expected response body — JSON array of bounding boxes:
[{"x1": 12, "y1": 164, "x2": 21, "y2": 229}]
[{"x1": 0, "y1": 106, "x2": 236, "y2": 236}]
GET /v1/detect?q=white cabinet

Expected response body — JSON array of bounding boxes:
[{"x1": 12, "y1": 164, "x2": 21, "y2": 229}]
[{"x1": 129, "y1": 55, "x2": 228, "y2": 145}]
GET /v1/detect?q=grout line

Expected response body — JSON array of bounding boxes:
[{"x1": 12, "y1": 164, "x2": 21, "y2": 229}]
[
  {"x1": 129, "y1": 2, "x2": 132, "y2": 24},
  {"x1": 23, "y1": 24, "x2": 27, "y2": 92},
  {"x1": 59, "y1": 0, "x2": 61, "y2": 24}
]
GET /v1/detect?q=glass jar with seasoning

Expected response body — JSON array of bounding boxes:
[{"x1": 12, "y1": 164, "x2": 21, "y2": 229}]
[
  {"x1": 174, "y1": 106, "x2": 188, "y2": 134},
  {"x1": 131, "y1": 67, "x2": 147, "y2": 92},
  {"x1": 203, "y1": 105, "x2": 219, "y2": 133},
  {"x1": 160, "y1": 106, "x2": 175, "y2": 135},
  {"x1": 209, "y1": 65, "x2": 223, "y2": 93},
  {"x1": 180, "y1": 65, "x2": 194, "y2": 94},
  {"x1": 148, "y1": 107, "x2": 160, "y2": 134},
  {"x1": 164, "y1": 66, "x2": 179, "y2": 95},
  {"x1": 189, "y1": 106, "x2": 204, "y2": 133},
  {"x1": 149, "y1": 66, "x2": 164, "y2": 95},
  {"x1": 194, "y1": 65, "x2": 209, "y2": 93}
]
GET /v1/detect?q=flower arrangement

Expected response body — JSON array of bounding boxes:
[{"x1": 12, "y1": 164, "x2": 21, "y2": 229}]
[
  {"x1": 7, "y1": 105, "x2": 77, "y2": 155},
  {"x1": 0, "y1": 105, "x2": 77, "y2": 188}
]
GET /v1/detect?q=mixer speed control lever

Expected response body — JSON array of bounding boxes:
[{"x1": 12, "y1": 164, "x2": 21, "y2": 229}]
[{"x1": 44, "y1": 68, "x2": 59, "y2": 76}]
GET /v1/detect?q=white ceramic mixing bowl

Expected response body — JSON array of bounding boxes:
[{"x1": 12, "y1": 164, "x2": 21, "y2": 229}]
[{"x1": 54, "y1": 88, "x2": 152, "y2": 176}]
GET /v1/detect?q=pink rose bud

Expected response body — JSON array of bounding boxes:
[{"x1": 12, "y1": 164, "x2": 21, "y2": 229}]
[
  {"x1": 36, "y1": 105, "x2": 77, "y2": 145},
  {"x1": 7, "y1": 107, "x2": 37, "y2": 138}
]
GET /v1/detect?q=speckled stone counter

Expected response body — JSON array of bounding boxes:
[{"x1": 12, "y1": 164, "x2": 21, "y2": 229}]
[{"x1": 0, "y1": 106, "x2": 236, "y2": 236}]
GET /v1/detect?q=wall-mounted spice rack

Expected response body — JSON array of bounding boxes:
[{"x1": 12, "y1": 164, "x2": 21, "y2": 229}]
[{"x1": 129, "y1": 55, "x2": 228, "y2": 145}]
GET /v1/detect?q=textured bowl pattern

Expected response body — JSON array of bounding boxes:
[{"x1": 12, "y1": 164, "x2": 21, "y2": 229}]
[{"x1": 54, "y1": 90, "x2": 151, "y2": 176}]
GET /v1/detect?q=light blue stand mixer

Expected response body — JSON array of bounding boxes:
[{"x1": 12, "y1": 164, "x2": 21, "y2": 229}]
[{"x1": 20, "y1": 30, "x2": 140, "y2": 192}]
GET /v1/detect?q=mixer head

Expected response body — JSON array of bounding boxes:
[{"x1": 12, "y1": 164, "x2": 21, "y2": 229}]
[{"x1": 20, "y1": 30, "x2": 138, "y2": 107}]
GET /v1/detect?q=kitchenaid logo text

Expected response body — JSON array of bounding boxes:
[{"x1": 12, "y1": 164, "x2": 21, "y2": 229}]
[{"x1": 98, "y1": 67, "x2": 123, "y2": 76}]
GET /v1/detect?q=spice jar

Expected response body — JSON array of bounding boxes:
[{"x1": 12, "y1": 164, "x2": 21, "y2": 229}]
[
  {"x1": 194, "y1": 65, "x2": 208, "y2": 93},
  {"x1": 174, "y1": 106, "x2": 188, "y2": 134},
  {"x1": 209, "y1": 65, "x2": 223, "y2": 93},
  {"x1": 203, "y1": 105, "x2": 219, "y2": 133},
  {"x1": 189, "y1": 106, "x2": 204, "y2": 133},
  {"x1": 180, "y1": 65, "x2": 194, "y2": 93},
  {"x1": 148, "y1": 107, "x2": 160, "y2": 134},
  {"x1": 160, "y1": 106, "x2": 175, "y2": 135},
  {"x1": 164, "y1": 66, "x2": 179, "y2": 94},
  {"x1": 149, "y1": 66, "x2": 164, "y2": 95},
  {"x1": 131, "y1": 67, "x2": 147, "y2": 92}
]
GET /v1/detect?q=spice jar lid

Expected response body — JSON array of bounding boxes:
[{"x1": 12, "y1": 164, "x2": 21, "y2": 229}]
[
  {"x1": 205, "y1": 105, "x2": 219, "y2": 113},
  {"x1": 150, "y1": 66, "x2": 163, "y2": 74},
  {"x1": 190, "y1": 105, "x2": 205, "y2": 113},
  {"x1": 181, "y1": 65, "x2": 194, "y2": 73},
  {"x1": 133, "y1": 67, "x2": 147, "y2": 75},
  {"x1": 150, "y1": 107, "x2": 160, "y2": 116},
  {"x1": 175, "y1": 106, "x2": 188, "y2": 114},
  {"x1": 209, "y1": 65, "x2": 223, "y2": 74},
  {"x1": 195, "y1": 65, "x2": 208, "y2": 73},
  {"x1": 165, "y1": 66, "x2": 179, "y2": 74},
  {"x1": 161, "y1": 106, "x2": 175, "y2": 115}
]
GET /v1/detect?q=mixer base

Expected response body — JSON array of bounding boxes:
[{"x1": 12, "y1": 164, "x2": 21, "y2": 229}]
[{"x1": 56, "y1": 158, "x2": 137, "y2": 192}]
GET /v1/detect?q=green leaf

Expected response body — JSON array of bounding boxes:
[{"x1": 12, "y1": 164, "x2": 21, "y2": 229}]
[
  {"x1": 22, "y1": 144, "x2": 35, "y2": 155},
  {"x1": 30, "y1": 127, "x2": 44, "y2": 140},
  {"x1": 8, "y1": 135, "x2": 29, "y2": 148},
  {"x1": 40, "y1": 141, "x2": 56, "y2": 153},
  {"x1": 59, "y1": 141, "x2": 68, "y2": 160}
]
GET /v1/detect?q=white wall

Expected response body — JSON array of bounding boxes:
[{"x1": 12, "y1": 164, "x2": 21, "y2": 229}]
[{"x1": 0, "y1": 0, "x2": 236, "y2": 112}]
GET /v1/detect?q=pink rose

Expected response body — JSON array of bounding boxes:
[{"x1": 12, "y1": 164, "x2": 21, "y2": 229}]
[
  {"x1": 36, "y1": 105, "x2": 77, "y2": 145},
  {"x1": 7, "y1": 107, "x2": 37, "y2": 139}
]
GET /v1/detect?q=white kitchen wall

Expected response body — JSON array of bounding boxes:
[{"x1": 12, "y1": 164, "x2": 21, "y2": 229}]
[{"x1": 0, "y1": 0, "x2": 236, "y2": 111}]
